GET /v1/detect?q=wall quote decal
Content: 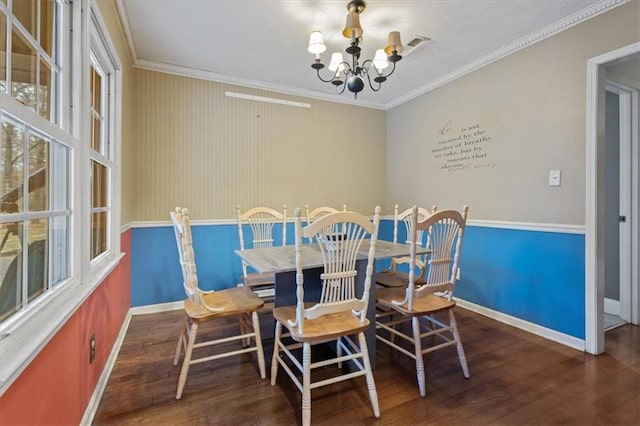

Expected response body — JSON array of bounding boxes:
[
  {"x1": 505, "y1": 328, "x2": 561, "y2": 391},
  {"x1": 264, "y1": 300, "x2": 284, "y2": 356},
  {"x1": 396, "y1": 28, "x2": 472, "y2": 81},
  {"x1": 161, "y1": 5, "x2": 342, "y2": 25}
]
[{"x1": 432, "y1": 122, "x2": 497, "y2": 172}]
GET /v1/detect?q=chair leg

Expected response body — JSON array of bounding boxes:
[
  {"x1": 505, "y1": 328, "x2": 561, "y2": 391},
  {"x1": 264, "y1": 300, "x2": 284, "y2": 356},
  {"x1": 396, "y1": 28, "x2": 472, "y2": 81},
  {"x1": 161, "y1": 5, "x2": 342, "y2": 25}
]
[
  {"x1": 336, "y1": 336, "x2": 343, "y2": 369},
  {"x1": 358, "y1": 332, "x2": 380, "y2": 418},
  {"x1": 270, "y1": 321, "x2": 282, "y2": 386},
  {"x1": 252, "y1": 311, "x2": 266, "y2": 379},
  {"x1": 173, "y1": 316, "x2": 188, "y2": 366},
  {"x1": 412, "y1": 316, "x2": 426, "y2": 397},
  {"x1": 302, "y1": 342, "x2": 312, "y2": 426},
  {"x1": 449, "y1": 309, "x2": 470, "y2": 378},
  {"x1": 240, "y1": 314, "x2": 248, "y2": 348},
  {"x1": 176, "y1": 321, "x2": 198, "y2": 400}
]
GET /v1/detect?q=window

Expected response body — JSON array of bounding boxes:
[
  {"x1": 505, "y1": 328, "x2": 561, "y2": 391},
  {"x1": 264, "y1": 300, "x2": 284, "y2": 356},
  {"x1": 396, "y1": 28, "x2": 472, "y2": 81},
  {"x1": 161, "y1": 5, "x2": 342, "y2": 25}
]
[
  {"x1": 89, "y1": 57, "x2": 110, "y2": 260},
  {"x1": 0, "y1": 113, "x2": 70, "y2": 322},
  {"x1": 1, "y1": 0, "x2": 70, "y2": 323},
  {"x1": 88, "y1": 9, "x2": 118, "y2": 262},
  {"x1": 1, "y1": 0, "x2": 122, "y2": 393}
]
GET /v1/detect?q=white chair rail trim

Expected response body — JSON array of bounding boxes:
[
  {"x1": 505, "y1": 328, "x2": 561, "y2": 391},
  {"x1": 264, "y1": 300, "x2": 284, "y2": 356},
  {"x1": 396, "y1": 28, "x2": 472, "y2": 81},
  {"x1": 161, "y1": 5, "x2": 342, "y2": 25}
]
[{"x1": 127, "y1": 219, "x2": 585, "y2": 235}]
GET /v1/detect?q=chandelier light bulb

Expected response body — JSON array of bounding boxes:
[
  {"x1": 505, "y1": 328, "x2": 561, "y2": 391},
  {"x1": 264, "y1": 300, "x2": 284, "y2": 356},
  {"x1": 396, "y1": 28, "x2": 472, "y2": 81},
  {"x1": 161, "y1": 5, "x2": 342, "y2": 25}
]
[
  {"x1": 328, "y1": 52, "x2": 345, "y2": 73},
  {"x1": 373, "y1": 49, "x2": 389, "y2": 72}
]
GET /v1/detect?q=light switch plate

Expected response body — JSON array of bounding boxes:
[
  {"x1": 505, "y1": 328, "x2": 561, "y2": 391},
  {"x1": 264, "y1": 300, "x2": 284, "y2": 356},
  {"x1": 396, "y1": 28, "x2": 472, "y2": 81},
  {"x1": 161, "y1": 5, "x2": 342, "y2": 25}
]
[{"x1": 549, "y1": 170, "x2": 561, "y2": 186}]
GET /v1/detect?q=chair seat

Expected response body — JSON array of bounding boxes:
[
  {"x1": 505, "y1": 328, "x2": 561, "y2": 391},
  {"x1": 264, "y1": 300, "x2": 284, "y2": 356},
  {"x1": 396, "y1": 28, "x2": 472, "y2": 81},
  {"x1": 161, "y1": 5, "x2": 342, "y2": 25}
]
[
  {"x1": 273, "y1": 305, "x2": 370, "y2": 343},
  {"x1": 376, "y1": 287, "x2": 455, "y2": 316},
  {"x1": 185, "y1": 287, "x2": 264, "y2": 322},
  {"x1": 374, "y1": 270, "x2": 425, "y2": 288},
  {"x1": 243, "y1": 271, "x2": 276, "y2": 287}
]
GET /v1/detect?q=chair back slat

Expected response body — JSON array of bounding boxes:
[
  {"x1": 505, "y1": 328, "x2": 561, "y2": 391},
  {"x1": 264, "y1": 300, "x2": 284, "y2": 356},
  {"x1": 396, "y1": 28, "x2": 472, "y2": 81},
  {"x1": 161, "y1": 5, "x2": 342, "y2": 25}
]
[{"x1": 291, "y1": 207, "x2": 380, "y2": 332}]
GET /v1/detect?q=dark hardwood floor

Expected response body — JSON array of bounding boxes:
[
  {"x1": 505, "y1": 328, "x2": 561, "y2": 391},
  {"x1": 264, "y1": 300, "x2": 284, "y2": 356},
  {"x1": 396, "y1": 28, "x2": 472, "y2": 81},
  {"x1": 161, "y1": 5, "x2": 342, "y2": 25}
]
[{"x1": 93, "y1": 307, "x2": 639, "y2": 425}]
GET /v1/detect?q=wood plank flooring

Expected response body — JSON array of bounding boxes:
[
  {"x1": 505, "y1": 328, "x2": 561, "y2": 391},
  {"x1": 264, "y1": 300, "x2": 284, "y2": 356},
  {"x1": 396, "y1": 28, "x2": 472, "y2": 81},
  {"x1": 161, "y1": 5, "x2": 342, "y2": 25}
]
[{"x1": 93, "y1": 307, "x2": 639, "y2": 425}]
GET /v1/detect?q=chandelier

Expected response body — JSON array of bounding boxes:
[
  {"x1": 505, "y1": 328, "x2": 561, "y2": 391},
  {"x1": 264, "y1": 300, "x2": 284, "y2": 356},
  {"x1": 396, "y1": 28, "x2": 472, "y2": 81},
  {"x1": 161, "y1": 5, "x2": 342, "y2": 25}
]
[{"x1": 307, "y1": 0, "x2": 403, "y2": 99}]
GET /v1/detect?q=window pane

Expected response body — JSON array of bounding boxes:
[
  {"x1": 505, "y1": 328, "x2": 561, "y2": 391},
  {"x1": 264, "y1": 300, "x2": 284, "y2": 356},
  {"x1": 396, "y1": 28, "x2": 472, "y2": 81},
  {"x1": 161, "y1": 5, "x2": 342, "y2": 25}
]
[
  {"x1": 0, "y1": 221, "x2": 23, "y2": 322},
  {"x1": 27, "y1": 219, "x2": 47, "y2": 302},
  {"x1": 50, "y1": 215, "x2": 68, "y2": 285},
  {"x1": 1, "y1": 12, "x2": 7, "y2": 93},
  {"x1": 11, "y1": 27, "x2": 37, "y2": 112},
  {"x1": 51, "y1": 140, "x2": 68, "y2": 211},
  {"x1": 91, "y1": 113, "x2": 100, "y2": 152},
  {"x1": 91, "y1": 212, "x2": 107, "y2": 259},
  {"x1": 91, "y1": 65, "x2": 101, "y2": 111},
  {"x1": 39, "y1": 58, "x2": 51, "y2": 120},
  {"x1": 13, "y1": 0, "x2": 36, "y2": 40},
  {"x1": 28, "y1": 132, "x2": 48, "y2": 212},
  {"x1": 91, "y1": 161, "x2": 107, "y2": 208},
  {"x1": 1, "y1": 119, "x2": 24, "y2": 214},
  {"x1": 40, "y1": 0, "x2": 54, "y2": 57}
]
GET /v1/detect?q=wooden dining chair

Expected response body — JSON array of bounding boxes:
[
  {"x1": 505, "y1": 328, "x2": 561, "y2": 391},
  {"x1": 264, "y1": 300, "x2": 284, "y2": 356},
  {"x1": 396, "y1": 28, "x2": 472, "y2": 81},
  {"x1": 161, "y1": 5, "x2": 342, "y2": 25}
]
[
  {"x1": 236, "y1": 205, "x2": 287, "y2": 301},
  {"x1": 304, "y1": 204, "x2": 347, "y2": 243},
  {"x1": 375, "y1": 205, "x2": 469, "y2": 397},
  {"x1": 374, "y1": 204, "x2": 435, "y2": 288},
  {"x1": 270, "y1": 207, "x2": 381, "y2": 426},
  {"x1": 171, "y1": 207, "x2": 266, "y2": 399}
]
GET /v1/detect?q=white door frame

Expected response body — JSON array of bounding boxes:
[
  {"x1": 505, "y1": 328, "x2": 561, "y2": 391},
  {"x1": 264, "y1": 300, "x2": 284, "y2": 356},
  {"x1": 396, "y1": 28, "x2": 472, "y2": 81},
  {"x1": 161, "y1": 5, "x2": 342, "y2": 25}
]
[{"x1": 586, "y1": 42, "x2": 640, "y2": 354}]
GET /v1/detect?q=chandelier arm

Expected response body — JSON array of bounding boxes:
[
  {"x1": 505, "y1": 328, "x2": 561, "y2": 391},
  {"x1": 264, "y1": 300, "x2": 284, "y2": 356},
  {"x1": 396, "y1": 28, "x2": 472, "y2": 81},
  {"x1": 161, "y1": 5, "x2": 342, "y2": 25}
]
[
  {"x1": 316, "y1": 67, "x2": 339, "y2": 83},
  {"x1": 315, "y1": 62, "x2": 354, "y2": 83},
  {"x1": 378, "y1": 60, "x2": 397, "y2": 79},
  {"x1": 363, "y1": 67, "x2": 382, "y2": 92}
]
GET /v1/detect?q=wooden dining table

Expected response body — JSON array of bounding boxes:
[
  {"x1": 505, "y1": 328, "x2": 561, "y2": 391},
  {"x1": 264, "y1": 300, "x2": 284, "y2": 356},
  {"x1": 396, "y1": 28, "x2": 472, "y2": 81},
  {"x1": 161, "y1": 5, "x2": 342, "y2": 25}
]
[{"x1": 235, "y1": 240, "x2": 430, "y2": 367}]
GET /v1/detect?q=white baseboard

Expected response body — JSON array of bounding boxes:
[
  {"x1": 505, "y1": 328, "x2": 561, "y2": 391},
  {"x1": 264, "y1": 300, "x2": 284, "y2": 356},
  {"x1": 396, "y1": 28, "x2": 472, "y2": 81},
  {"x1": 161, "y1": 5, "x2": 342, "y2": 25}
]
[
  {"x1": 455, "y1": 298, "x2": 585, "y2": 351},
  {"x1": 604, "y1": 297, "x2": 621, "y2": 316},
  {"x1": 130, "y1": 301, "x2": 184, "y2": 315},
  {"x1": 81, "y1": 311, "x2": 132, "y2": 425}
]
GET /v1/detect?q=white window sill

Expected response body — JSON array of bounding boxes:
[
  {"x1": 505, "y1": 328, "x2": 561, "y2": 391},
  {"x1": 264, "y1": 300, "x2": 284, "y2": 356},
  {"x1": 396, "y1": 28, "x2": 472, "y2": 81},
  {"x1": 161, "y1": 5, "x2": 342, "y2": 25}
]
[{"x1": 0, "y1": 252, "x2": 124, "y2": 396}]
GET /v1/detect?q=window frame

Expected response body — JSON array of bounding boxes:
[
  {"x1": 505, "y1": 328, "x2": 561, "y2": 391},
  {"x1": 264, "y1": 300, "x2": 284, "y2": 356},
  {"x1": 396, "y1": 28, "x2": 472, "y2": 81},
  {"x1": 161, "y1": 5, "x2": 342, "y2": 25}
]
[{"x1": 0, "y1": 0, "x2": 123, "y2": 396}]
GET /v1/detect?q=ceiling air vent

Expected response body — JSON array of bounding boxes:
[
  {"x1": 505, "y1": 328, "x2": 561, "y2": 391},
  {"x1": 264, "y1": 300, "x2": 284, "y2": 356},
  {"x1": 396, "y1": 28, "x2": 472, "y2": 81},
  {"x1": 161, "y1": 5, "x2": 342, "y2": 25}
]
[
  {"x1": 407, "y1": 35, "x2": 430, "y2": 48},
  {"x1": 404, "y1": 35, "x2": 431, "y2": 58}
]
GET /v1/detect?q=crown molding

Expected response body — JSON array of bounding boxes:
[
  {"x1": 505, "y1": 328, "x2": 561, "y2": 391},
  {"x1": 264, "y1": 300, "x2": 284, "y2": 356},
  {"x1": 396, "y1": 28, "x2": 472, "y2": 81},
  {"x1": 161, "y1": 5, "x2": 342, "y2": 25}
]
[
  {"x1": 133, "y1": 59, "x2": 386, "y2": 110},
  {"x1": 384, "y1": 0, "x2": 629, "y2": 109},
  {"x1": 116, "y1": 0, "x2": 626, "y2": 111}
]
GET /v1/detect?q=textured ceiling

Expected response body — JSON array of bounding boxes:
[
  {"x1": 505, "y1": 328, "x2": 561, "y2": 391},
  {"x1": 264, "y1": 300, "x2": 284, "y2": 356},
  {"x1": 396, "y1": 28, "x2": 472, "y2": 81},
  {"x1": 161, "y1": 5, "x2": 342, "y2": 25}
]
[{"x1": 116, "y1": 0, "x2": 617, "y2": 109}]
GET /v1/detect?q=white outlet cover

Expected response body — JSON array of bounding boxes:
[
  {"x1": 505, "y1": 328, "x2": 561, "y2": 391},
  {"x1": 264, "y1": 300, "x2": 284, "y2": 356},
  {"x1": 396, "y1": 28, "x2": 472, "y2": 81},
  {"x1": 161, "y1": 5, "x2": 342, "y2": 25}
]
[{"x1": 549, "y1": 170, "x2": 561, "y2": 186}]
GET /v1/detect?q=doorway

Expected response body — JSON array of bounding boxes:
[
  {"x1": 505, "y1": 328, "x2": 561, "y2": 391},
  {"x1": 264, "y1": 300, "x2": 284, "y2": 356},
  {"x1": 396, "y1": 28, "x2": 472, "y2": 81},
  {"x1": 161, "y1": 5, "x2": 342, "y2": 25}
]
[
  {"x1": 603, "y1": 82, "x2": 634, "y2": 331},
  {"x1": 586, "y1": 42, "x2": 640, "y2": 354}
]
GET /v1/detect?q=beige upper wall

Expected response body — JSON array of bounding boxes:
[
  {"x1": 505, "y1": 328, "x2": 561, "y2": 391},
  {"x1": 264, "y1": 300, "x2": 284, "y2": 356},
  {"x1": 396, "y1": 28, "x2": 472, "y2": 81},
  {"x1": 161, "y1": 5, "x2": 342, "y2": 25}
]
[
  {"x1": 386, "y1": 0, "x2": 640, "y2": 224},
  {"x1": 95, "y1": 0, "x2": 137, "y2": 226},
  {"x1": 134, "y1": 70, "x2": 386, "y2": 221}
]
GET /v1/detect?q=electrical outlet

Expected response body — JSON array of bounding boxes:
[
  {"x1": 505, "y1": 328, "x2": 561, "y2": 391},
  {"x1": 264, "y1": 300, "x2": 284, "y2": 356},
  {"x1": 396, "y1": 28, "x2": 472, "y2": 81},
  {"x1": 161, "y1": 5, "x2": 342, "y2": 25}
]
[{"x1": 89, "y1": 334, "x2": 96, "y2": 363}]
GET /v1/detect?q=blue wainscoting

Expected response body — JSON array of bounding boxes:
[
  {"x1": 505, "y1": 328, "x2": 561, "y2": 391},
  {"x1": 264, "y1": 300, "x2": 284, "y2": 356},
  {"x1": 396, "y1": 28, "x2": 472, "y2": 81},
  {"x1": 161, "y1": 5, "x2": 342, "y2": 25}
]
[
  {"x1": 130, "y1": 220, "x2": 585, "y2": 339},
  {"x1": 456, "y1": 226, "x2": 585, "y2": 339}
]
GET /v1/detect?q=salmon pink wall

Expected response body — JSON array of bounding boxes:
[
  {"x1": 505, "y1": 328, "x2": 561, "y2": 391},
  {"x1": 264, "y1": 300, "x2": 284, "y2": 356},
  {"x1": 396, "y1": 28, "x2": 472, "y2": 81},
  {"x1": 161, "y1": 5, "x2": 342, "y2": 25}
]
[{"x1": 0, "y1": 230, "x2": 131, "y2": 425}]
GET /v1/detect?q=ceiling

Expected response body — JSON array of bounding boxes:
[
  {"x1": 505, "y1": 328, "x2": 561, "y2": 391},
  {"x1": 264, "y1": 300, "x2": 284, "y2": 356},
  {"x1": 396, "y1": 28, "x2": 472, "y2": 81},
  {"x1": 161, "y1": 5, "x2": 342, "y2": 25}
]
[{"x1": 115, "y1": 0, "x2": 618, "y2": 109}]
